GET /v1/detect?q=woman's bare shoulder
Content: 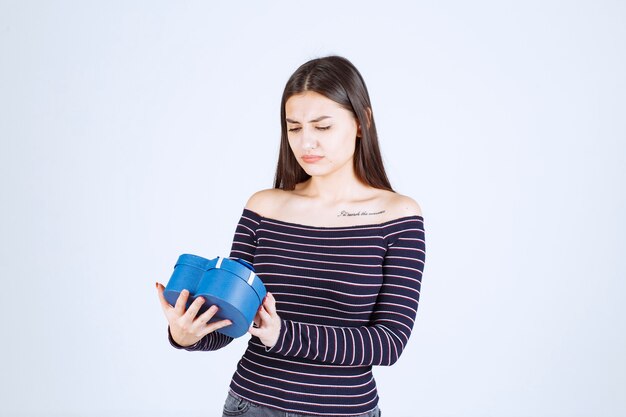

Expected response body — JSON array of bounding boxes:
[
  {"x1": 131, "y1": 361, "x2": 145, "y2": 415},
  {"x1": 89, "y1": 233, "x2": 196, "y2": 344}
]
[
  {"x1": 244, "y1": 188, "x2": 290, "y2": 217},
  {"x1": 386, "y1": 192, "x2": 423, "y2": 218}
]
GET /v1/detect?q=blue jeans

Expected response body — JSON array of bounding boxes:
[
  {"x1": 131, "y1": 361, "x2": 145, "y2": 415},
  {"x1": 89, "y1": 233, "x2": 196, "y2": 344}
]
[{"x1": 222, "y1": 391, "x2": 382, "y2": 417}]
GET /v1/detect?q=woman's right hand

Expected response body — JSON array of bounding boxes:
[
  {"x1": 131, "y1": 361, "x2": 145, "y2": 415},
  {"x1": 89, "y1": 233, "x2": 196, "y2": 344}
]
[{"x1": 156, "y1": 282, "x2": 232, "y2": 347}]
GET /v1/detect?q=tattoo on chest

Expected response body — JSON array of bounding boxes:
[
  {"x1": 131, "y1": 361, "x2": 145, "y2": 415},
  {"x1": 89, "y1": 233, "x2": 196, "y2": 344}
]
[{"x1": 338, "y1": 210, "x2": 386, "y2": 217}]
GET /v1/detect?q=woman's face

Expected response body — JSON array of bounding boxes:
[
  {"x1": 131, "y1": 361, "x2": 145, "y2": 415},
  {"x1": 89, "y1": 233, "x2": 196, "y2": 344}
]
[{"x1": 285, "y1": 91, "x2": 359, "y2": 179}]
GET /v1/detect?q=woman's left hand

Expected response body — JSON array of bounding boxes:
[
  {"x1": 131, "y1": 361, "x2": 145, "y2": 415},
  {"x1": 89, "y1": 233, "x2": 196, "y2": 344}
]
[{"x1": 249, "y1": 292, "x2": 281, "y2": 348}]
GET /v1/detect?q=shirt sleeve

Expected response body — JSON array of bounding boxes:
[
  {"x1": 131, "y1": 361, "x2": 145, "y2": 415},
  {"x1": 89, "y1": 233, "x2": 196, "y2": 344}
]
[
  {"x1": 167, "y1": 209, "x2": 260, "y2": 352},
  {"x1": 265, "y1": 217, "x2": 426, "y2": 366}
]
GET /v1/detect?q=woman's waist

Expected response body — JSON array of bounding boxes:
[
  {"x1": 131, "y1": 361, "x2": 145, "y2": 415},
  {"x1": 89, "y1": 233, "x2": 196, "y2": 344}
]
[{"x1": 240, "y1": 342, "x2": 375, "y2": 384}]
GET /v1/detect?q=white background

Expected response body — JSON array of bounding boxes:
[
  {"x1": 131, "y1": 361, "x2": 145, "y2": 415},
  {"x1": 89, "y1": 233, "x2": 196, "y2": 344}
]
[{"x1": 1, "y1": 1, "x2": 624, "y2": 416}]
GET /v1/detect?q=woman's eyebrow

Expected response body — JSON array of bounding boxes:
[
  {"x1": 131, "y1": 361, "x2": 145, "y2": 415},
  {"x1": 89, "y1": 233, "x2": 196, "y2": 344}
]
[{"x1": 285, "y1": 115, "x2": 332, "y2": 124}]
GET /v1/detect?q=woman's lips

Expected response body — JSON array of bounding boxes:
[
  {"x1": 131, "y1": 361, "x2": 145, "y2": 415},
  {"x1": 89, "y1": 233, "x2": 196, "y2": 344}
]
[{"x1": 302, "y1": 155, "x2": 323, "y2": 163}]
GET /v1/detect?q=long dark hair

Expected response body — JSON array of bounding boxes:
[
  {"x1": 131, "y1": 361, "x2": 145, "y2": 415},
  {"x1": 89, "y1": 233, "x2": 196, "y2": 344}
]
[{"x1": 273, "y1": 56, "x2": 393, "y2": 191}]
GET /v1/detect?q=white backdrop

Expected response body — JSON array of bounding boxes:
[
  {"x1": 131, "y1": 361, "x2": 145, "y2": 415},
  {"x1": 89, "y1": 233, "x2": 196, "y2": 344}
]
[{"x1": 1, "y1": 1, "x2": 624, "y2": 416}]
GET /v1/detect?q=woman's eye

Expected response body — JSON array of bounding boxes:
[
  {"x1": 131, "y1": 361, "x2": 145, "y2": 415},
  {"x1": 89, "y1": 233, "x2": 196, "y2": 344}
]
[{"x1": 287, "y1": 126, "x2": 330, "y2": 132}]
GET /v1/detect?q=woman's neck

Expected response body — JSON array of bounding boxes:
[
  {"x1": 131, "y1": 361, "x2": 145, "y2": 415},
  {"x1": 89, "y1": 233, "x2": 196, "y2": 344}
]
[{"x1": 297, "y1": 170, "x2": 371, "y2": 205}]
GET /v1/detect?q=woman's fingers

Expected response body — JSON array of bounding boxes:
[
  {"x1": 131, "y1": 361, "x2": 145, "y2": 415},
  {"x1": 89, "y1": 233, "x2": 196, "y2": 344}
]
[
  {"x1": 248, "y1": 324, "x2": 261, "y2": 338},
  {"x1": 184, "y1": 296, "x2": 206, "y2": 321},
  {"x1": 196, "y1": 304, "x2": 219, "y2": 323},
  {"x1": 204, "y1": 318, "x2": 232, "y2": 335},
  {"x1": 258, "y1": 305, "x2": 272, "y2": 323},
  {"x1": 264, "y1": 292, "x2": 277, "y2": 316},
  {"x1": 156, "y1": 282, "x2": 172, "y2": 312},
  {"x1": 195, "y1": 304, "x2": 232, "y2": 333},
  {"x1": 248, "y1": 307, "x2": 267, "y2": 338},
  {"x1": 174, "y1": 289, "x2": 191, "y2": 315},
  {"x1": 248, "y1": 302, "x2": 281, "y2": 348}
]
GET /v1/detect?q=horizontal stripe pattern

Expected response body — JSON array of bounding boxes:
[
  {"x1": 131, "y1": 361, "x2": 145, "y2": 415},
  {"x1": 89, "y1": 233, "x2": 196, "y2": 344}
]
[{"x1": 171, "y1": 208, "x2": 426, "y2": 416}]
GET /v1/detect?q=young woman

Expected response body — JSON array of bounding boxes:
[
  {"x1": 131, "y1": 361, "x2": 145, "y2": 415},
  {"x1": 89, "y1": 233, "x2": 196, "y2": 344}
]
[{"x1": 156, "y1": 55, "x2": 426, "y2": 417}]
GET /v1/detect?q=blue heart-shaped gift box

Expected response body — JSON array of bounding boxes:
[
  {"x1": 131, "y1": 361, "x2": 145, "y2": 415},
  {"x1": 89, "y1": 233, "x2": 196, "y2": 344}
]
[{"x1": 164, "y1": 254, "x2": 266, "y2": 338}]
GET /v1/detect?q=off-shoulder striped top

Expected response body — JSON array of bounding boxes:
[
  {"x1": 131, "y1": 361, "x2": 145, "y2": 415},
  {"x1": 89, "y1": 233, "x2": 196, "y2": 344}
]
[{"x1": 169, "y1": 208, "x2": 426, "y2": 416}]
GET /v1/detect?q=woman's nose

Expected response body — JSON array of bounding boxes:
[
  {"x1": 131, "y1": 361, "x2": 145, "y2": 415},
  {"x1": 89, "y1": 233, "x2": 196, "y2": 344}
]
[{"x1": 302, "y1": 129, "x2": 318, "y2": 151}]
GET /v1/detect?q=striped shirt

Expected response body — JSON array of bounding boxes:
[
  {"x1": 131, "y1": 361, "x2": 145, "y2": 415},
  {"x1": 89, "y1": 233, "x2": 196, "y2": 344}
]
[{"x1": 169, "y1": 208, "x2": 426, "y2": 416}]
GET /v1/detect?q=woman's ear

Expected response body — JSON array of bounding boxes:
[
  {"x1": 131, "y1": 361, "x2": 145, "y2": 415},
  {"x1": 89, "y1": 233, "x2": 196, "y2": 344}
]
[{"x1": 357, "y1": 108, "x2": 372, "y2": 138}]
